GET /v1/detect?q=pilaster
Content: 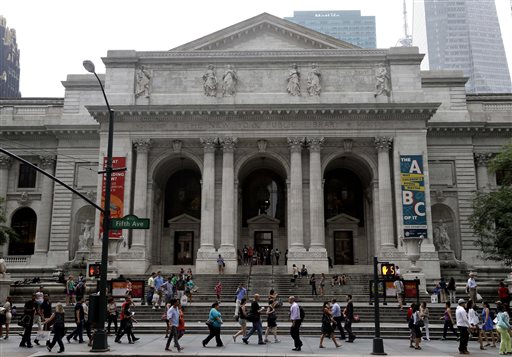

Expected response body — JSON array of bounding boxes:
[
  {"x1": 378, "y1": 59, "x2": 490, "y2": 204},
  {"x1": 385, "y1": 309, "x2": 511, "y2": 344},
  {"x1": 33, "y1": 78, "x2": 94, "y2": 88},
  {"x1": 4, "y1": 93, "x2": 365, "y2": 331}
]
[
  {"x1": 474, "y1": 153, "x2": 493, "y2": 192},
  {"x1": 132, "y1": 139, "x2": 151, "y2": 251}
]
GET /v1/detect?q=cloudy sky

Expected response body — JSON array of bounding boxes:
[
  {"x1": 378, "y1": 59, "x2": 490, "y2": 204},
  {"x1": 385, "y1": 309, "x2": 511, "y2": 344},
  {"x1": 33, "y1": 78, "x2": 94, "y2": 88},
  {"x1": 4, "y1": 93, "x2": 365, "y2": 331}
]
[{"x1": 3, "y1": 0, "x2": 512, "y2": 97}]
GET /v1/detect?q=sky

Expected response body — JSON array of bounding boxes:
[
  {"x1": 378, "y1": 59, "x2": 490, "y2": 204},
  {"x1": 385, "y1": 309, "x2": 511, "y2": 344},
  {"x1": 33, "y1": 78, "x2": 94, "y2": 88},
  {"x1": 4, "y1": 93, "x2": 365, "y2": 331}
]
[{"x1": 2, "y1": 0, "x2": 512, "y2": 97}]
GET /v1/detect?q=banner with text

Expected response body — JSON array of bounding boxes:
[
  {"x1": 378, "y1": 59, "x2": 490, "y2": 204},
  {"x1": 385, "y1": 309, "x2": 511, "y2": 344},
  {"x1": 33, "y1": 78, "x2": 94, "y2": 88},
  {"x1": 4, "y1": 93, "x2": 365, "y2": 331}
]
[
  {"x1": 400, "y1": 155, "x2": 427, "y2": 238},
  {"x1": 99, "y1": 157, "x2": 126, "y2": 239}
]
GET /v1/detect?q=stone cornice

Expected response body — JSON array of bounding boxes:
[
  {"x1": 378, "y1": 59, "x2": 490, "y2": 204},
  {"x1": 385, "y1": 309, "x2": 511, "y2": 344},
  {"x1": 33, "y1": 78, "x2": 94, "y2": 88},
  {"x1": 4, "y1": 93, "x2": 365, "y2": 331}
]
[
  {"x1": 0, "y1": 125, "x2": 99, "y2": 137},
  {"x1": 0, "y1": 98, "x2": 64, "y2": 106},
  {"x1": 427, "y1": 122, "x2": 512, "y2": 137},
  {"x1": 466, "y1": 93, "x2": 512, "y2": 102}
]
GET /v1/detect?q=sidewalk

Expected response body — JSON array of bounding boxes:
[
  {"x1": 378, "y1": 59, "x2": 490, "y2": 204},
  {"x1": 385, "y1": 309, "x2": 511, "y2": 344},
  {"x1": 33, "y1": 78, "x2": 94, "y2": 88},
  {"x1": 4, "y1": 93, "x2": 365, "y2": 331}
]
[{"x1": 0, "y1": 334, "x2": 498, "y2": 357}]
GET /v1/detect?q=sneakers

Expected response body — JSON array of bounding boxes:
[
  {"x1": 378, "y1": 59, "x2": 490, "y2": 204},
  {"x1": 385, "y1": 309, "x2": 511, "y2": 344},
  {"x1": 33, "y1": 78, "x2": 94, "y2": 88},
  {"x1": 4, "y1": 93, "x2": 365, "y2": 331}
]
[
  {"x1": 242, "y1": 338, "x2": 248, "y2": 345},
  {"x1": 274, "y1": 339, "x2": 281, "y2": 343},
  {"x1": 34, "y1": 339, "x2": 40, "y2": 346}
]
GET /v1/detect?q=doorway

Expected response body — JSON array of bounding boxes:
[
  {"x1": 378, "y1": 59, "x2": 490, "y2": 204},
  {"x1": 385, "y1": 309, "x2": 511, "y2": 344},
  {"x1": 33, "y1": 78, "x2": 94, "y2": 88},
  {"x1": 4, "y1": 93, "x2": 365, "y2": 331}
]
[
  {"x1": 174, "y1": 231, "x2": 194, "y2": 265},
  {"x1": 334, "y1": 231, "x2": 354, "y2": 265}
]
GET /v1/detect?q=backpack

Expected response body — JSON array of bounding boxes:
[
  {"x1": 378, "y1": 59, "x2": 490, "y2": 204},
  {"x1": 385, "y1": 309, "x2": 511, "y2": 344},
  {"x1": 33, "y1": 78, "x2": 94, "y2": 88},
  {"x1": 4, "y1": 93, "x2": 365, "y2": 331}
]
[{"x1": 299, "y1": 305, "x2": 305, "y2": 321}]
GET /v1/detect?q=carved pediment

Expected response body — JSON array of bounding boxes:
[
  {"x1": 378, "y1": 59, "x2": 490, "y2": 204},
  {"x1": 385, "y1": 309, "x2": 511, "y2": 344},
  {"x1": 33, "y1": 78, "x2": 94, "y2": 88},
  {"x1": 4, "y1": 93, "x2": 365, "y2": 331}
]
[
  {"x1": 326, "y1": 213, "x2": 360, "y2": 225},
  {"x1": 171, "y1": 13, "x2": 357, "y2": 52},
  {"x1": 247, "y1": 214, "x2": 280, "y2": 225},
  {"x1": 168, "y1": 213, "x2": 201, "y2": 225}
]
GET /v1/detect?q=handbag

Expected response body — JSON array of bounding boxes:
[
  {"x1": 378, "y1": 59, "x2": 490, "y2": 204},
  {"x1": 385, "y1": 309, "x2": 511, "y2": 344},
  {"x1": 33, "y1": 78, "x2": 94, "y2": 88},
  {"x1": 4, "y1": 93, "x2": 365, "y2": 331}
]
[
  {"x1": 205, "y1": 319, "x2": 214, "y2": 327},
  {"x1": 416, "y1": 319, "x2": 425, "y2": 327},
  {"x1": 17, "y1": 315, "x2": 31, "y2": 328}
]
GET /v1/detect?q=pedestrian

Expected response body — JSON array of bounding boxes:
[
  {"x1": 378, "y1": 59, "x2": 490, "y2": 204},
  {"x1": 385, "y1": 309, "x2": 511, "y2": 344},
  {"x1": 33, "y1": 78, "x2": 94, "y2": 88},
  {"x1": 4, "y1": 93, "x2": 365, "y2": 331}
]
[
  {"x1": 66, "y1": 276, "x2": 75, "y2": 306},
  {"x1": 43, "y1": 303, "x2": 65, "y2": 353},
  {"x1": 115, "y1": 295, "x2": 139, "y2": 344},
  {"x1": 319, "y1": 301, "x2": 341, "y2": 348},
  {"x1": 447, "y1": 277, "x2": 457, "y2": 304},
  {"x1": 466, "y1": 272, "x2": 478, "y2": 303},
  {"x1": 217, "y1": 254, "x2": 225, "y2": 275},
  {"x1": 410, "y1": 304, "x2": 422, "y2": 350},
  {"x1": 419, "y1": 301, "x2": 430, "y2": 341},
  {"x1": 455, "y1": 299, "x2": 470, "y2": 354},
  {"x1": 242, "y1": 293, "x2": 266, "y2": 345},
  {"x1": 319, "y1": 273, "x2": 326, "y2": 297},
  {"x1": 83, "y1": 298, "x2": 93, "y2": 346},
  {"x1": 233, "y1": 298, "x2": 248, "y2": 342},
  {"x1": 467, "y1": 300, "x2": 485, "y2": 350},
  {"x1": 275, "y1": 249, "x2": 280, "y2": 265},
  {"x1": 301, "y1": 265, "x2": 308, "y2": 279},
  {"x1": 248, "y1": 246, "x2": 254, "y2": 265},
  {"x1": 268, "y1": 289, "x2": 278, "y2": 306},
  {"x1": 19, "y1": 294, "x2": 36, "y2": 348},
  {"x1": 161, "y1": 277, "x2": 174, "y2": 304},
  {"x1": 439, "y1": 277, "x2": 448, "y2": 303},
  {"x1": 264, "y1": 301, "x2": 280, "y2": 343},
  {"x1": 147, "y1": 272, "x2": 156, "y2": 306},
  {"x1": 1, "y1": 296, "x2": 12, "y2": 339},
  {"x1": 440, "y1": 301, "x2": 458, "y2": 340},
  {"x1": 33, "y1": 287, "x2": 45, "y2": 346},
  {"x1": 292, "y1": 264, "x2": 299, "y2": 287},
  {"x1": 330, "y1": 298, "x2": 346, "y2": 341},
  {"x1": 40, "y1": 293, "x2": 53, "y2": 346},
  {"x1": 175, "y1": 276, "x2": 186, "y2": 302},
  {"x1": 234, "y1": 283, "x2": 247, "y2": 317},
  {"x1": 310, "y1": 274, "x2": 318, "y2": 296},
  {"x1": 107, "y1": 296, "x2": 118, "y2": 335},
  {"x1": 328, "y1": 256, "x2": 333, "y2": 269},
  {"x1": 481, "y1": 301, "x2": 497, "y2": 347},
  {"x1": 125, "y1": 279, "x2": 133, "y2": 298},
  {"x1": 184, "y1": 277, "x2": 194, "y2": 305},
  {"x1": 407, "y1": 302, "x2": 416, "y2": 348},
  {"x1": 243, "y1": 246, "x2": 249, "y2": 265},
  {"x1": 288, "y1": 296, "x2": 303, "y2": 351},
  {"x1": 164, "y1": 303, "x2": 171, "y2": 338},
  {"x1": 154, "y1": 271, "x2": 164, "y2": 309},
  {"x1": 498, "y1": 281, "x2": 510, "y2": 305},
  {"x1": 202, "y1": 301, "x2": 223, "y2": 347},
  {"x1": 165, "y1": 298, "x2": 183, "y2": 352},
  {"x1": 66, "y1": 297, "x2": 84, "y2": 344},
  {"x1": 177, "y1": 301, "x2": 186, "y2": 341},
  {"x1": 284, "y1": 249, "x2": 288, "y2": 265},
  {"x1": 496, "y1": 303, "x2": 512, "y2": 355},
  {"x1": 393, "y1": 277, "x2": 405, "y2": 310},
  {"x1": 214, "y1": 281, "x2": 223, "y2": 301},
  {"x1": 344, "y1": 294, "x2": 356, "y2": 342}
]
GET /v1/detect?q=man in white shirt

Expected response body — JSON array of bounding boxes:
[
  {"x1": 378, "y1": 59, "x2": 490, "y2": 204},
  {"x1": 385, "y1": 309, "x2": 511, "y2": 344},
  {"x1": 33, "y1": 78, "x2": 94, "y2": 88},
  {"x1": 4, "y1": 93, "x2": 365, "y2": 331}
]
[
  {"x1": 147, "y1": 272, "x2": 155, "y2": 308},
  {"x1": 455, "y1": 299, "x2": 470, "y2": 354},
  {"x1": 165, "y1": 299, "x2": 183, "y2": 352},
  {"x1": 288, "y1": 296, "x2": 302, "y2": 351},
  {"x1": 331, "y1": 298, "x2": 346, "y2": 341},
  {"x1": 466, "y1": 273, "x2": 478, "y2": 303}
]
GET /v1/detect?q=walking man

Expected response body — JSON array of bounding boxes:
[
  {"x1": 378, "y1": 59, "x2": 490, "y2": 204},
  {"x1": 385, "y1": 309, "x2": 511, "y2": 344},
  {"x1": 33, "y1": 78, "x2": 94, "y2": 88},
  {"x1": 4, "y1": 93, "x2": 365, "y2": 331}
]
[
  {"x1": 331, "y1": 298, "x2": 346, "y2": 341},
  {"x1": 288, "y1": 296, "x2": 302, "y2": 351},
  {"x1": 66, "y1": 297, "x2": 84, "y2": 343},
  {"x1": 165, "y1": 298, "x2": 183, "y2": 352},
  {"x1": 154, "y1": 271, "x2": 164, "y2": 309},
  {"x1": 242, "y1": 294, "x2": 266, "y2": 345},
  {"x1": 234, "y1": 283, "x2": 247, "y2": 317},
  {"x1": 456, "y1": 299, "x2": 470, "y2": 354},
  {"x1": 344, "y1": 294, "x2": 356, "y2": 342},
  {"x1": 147, "y1": 272, "x2": 156, "y2": 306},
  {"x1": 466, "y1": 273, "x2": 478, "y2": 303},
  {"x1": 19, "y1": 294, "x2": 36, "y2": 348}
]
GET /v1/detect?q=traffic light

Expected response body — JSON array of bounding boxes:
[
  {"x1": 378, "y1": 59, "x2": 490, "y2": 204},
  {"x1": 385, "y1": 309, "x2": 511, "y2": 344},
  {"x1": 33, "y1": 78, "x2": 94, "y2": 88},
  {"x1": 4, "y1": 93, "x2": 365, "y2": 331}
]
[
  {"x1": 88, "y1": 263, "x2": 101, "y2": 278},
  {"x1": 380, "y1": 263, "x2": 396, "y2": 277}
]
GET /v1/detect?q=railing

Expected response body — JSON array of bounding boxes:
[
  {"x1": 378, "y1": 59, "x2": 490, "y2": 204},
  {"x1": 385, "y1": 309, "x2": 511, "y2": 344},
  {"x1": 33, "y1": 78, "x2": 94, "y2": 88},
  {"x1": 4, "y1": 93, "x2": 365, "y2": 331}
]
[{"x1": 3, "y1": 256, "x2": 30, "y2": 264}]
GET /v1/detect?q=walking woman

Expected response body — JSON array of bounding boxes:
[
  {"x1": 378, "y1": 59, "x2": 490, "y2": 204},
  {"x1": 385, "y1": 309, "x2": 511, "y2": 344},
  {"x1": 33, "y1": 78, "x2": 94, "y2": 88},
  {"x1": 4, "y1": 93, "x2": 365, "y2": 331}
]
[
  {"x1": 233, "y1": 298, "x2": 247, "y2": 342},
  {"x1": 466, "y1": 300, "x2": 485, "y2": 350},
  {"x1": 319, "y1": 273, "x2": 326, "y2": 297},
  {"x1": 496, "y1": 303, "x2": 512, "y2": 355},
  {"x1": 65, "y1": 276, "x2": 75, "y2": 306},
  {"x1": 310, "y1": 274, "x2": 318, "y2": 296},
  {"x1": 264, "y1": 302, "x2": 280, "y2": 343},
  {"x1": 411, "y1": 304, "x2": 422, "y2": 350},
  {"x1": 202, "y1": 301, "x2": 223, "y2": 347},
  {"x1": 440, "y1": 301, "x2": 458, "y2": 340},
  {"x1": 44, "y1": 303, "x2": 65, "y2": 353},
  {"x1": 0, "y1": 296, "x2": 12, "y2": 339},
  {"x1": 107, "y1": 296, "x2": 118, "y2": 335},
  {"x1": 319, "y1": 301, "x2": 341, "y2": 348},
  {"x1": 481, "y1": 302, "x2": 496, "y2": 347},
  {"x1": 419, "y1": 302, "x2": 430, "y2": 341}
]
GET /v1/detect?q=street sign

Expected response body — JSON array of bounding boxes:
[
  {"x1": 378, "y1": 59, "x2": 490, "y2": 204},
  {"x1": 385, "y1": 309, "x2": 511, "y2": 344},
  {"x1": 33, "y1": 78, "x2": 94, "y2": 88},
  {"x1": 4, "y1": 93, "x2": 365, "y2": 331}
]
[
  {"x1": 110, "y1": 214, "x2": 150, "y2": 230},
  {"x1": 380, "y1": 263, "x2": 396, "y2": 277}
]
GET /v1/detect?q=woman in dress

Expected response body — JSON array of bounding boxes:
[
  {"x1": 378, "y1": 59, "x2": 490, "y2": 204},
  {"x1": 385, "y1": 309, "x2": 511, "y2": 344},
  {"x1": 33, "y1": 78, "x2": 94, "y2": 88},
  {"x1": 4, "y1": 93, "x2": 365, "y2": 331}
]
[
  {"x1": 268, "y1": 289, "x2": 278, "y2": 306},
  {"x1": 466, "y1": 300, "x2": 485, "y2": 350},
  {"x1": 233, "y1": 298, "x2": 247, "y2": 342},
  {"x1": 411, "y1": 304, "x2": 422, "y2": 350},
  {"x1": 419, "y1": 302, "x2": 430, "y2": 341},
  {"x1": 481, "y1": 301, "x2": 496, "y2": 347},
  {"x1": 319, "y1": 301, "x2": 341, "y2": 348},
  {"x1": 264, "y1": 302, "x2": 279, "y2": 343},
  {"x1": 319, "y1": 273, "x2": 326, "y2": 297},
  {"x1": 43, "y1": 303, "x2": 65, "y2": 353},
  {"x1": 2, "y1": 296, "x2": 12, "y2": 339},
  {"x1": 66, "y1": 275, "x2": 75, "y2": 306},
  {"x1": 202, "y1": 301, "x2": 223, "y2": 347}
]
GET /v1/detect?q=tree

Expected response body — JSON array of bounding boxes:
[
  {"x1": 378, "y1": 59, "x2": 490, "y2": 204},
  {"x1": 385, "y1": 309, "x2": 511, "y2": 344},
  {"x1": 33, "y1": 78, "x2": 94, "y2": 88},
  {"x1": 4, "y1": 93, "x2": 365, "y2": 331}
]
[
  {"x1": 0, "y1": 197, "x2": 17, "y2": 245},
  {"x1": 470, "y1": 143, "x2": 512, "y2": 265}
]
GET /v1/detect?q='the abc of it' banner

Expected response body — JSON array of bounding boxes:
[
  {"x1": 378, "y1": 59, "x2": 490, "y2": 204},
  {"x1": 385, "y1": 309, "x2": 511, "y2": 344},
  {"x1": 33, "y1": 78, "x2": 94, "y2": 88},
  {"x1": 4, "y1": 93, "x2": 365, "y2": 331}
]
[{"x1": 400, "y1": 155, "x2": 427, "y2": 238}]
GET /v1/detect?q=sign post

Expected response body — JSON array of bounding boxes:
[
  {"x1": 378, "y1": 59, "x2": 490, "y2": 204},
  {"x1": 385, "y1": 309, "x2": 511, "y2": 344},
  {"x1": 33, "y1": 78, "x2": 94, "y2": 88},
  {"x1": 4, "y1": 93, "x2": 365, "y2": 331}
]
[{"x1": 110, "y1": 214, "x2": 150, "y2": 230}]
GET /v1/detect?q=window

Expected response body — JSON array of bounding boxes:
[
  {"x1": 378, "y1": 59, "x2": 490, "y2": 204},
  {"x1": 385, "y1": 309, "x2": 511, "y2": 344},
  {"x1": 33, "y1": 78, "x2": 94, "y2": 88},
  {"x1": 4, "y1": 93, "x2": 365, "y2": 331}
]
[{"x1": 18, "y1": 163, "x2": 37, "y2": 188}]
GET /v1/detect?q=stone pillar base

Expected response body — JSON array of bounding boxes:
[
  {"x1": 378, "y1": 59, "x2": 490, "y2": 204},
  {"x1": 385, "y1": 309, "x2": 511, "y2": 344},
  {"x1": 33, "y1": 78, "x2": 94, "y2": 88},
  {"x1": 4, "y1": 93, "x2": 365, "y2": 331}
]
[
  {"x1": 196, "y1": 247, "x2": 238, "y2": 274},
  {"x1": 287, "y1": 248, "x2": 329, "y2": 274},
  {"x1": 30, "y1": 252, "x2": 49, "y2": 266},
  {"x1": 47, "y1": 250, "x2": 70, "y2": 267},
  {"x1": 0, "y1": 275, "x2": 13, "y2": 303}
]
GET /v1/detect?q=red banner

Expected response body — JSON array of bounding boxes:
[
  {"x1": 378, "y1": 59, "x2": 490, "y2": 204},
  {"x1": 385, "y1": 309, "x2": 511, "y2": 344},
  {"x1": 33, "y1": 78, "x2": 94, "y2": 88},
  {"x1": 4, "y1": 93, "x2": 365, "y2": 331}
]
[{"x1": 99, "y1": 157, "x2": 126, "y2": 239}]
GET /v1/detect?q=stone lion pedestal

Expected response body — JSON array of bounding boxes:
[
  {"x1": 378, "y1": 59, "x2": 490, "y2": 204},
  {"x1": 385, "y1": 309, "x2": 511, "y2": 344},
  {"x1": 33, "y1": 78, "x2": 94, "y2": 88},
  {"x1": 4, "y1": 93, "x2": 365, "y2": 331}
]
[{"x1": 0, "y1": 275, "x2": 12, "y2": 304}]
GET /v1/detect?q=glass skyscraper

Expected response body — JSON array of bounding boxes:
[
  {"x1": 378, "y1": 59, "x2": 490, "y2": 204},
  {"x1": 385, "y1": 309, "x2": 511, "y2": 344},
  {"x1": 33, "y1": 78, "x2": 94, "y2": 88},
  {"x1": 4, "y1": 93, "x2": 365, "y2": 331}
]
[
  {"x1": 424, "y1": 0, "x2": 511, "y2": 93},
  {"x1": 285, "y1": 10, "x2": 376, "y2": 49}
]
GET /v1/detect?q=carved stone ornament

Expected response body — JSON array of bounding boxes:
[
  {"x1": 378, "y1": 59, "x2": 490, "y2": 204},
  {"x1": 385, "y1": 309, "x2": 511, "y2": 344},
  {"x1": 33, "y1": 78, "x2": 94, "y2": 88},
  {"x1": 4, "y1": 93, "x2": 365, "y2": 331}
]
[
  {"x1": 220, "y1": 137, "x2": 238, "y2": 152},
  {"x1": 18, "y1": 191, "x2": 30, "y2": 206},
  {"x1": 374, "y1": 65, "x2": 391, "y2": 97},
  {"x1": 0, "y1": 154, "x2": 12, "y2": 168},
  {"x1": 200, "y1": 137, "x2": 218, "y2": 152},
  {"x1": 306, "y1": 63, "x2": 321, "y2": 96},
  {"x1": 374, "y1": 137, "x2": 393, "y2": 152},
  {"x1": 202, "y1": 64, "x2": 218, "y2": 97},
  {"x1": 172, "y1": 140, "x2": 183, "y2": 154},
  {"x1": 222, "y1": 65, "x2": 238, "y2": 97},
  {"x1": 434, "y1": 190, "x2": 446, "y2": 202},
  {"x1": 343, "y1": 139, "x2": 353, "y2": 153},
  {"x1": 39, "y1": 155, "x2": 55, "y2": 169},
  {"x1": 257, "y1": 139, "x2": 268, "y2": 153},
  {"x1": 474, "y1": 152, "x2": 493, "y2": 167},
  {"x1": 135, "y1": 65, "x2": 151, "y2": 98},
  {"x1": 287, "y1": 137, "x2": 305, "y2": 153},
  {"x1": 287, "y1": 64, "x2": 301, "y2": 96},
  {"x1": 307, "y1": 137, "x2": 325, "y2": 152},
  {"x1": 133, "y1": 139, "x2": 151, "y2": 152},
  {"x1": 85, "y1": 190, "x2": 97, "y2": 202}
]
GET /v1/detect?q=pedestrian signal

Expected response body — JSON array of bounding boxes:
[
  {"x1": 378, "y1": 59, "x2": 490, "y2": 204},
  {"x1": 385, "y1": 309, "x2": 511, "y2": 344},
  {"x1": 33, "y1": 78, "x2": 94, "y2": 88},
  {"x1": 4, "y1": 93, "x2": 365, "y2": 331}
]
[
  {"x1": 88, "y1": 263, "x2": 101, "y2": 278},
  {"x1": 381, "y1": 263, "x2": 395, "y2": 277}
]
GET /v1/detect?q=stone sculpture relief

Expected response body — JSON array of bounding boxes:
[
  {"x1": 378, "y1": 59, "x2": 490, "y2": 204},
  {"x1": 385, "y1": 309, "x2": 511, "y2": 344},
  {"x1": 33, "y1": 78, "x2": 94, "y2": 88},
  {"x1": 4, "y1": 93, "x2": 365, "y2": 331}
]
[
  {"x1": 222, "y1": 65, "x2": 238, "y2": 96},
  {"x1": 433, "y1": 219, "x2": 451, "y2": 251},
  {"x1": 307, "y1": 63, "x2": 321, "y2": 96},
  {"x1": 374, "y1": 65, "x2": 391, "y2": 97},
  {"x1": 135, "y1": 65, "x2": 151, "y2": 98},
  {"x1": 202, "y1": 64, "x2": 218, "y2": 97},
  {"x1": 78, "y1": 219, "x2": 94, "y2": 251},
  {"x1": 287, "y1": 64, "x2": 301, "y2": 96}
]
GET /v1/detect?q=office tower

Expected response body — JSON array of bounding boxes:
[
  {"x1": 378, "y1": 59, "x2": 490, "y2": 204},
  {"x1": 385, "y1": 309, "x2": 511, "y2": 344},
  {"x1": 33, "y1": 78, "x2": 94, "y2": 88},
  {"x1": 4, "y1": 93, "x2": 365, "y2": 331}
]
[
  {"x1": 285, "y1": 10, "x2": 376, "y2": 48},
  {"x1": 0, "y1": 16, "x2": 20, "y2": 98},
  {"x1": 424, "y1": 0, "x2": 511, "y2": 93}
]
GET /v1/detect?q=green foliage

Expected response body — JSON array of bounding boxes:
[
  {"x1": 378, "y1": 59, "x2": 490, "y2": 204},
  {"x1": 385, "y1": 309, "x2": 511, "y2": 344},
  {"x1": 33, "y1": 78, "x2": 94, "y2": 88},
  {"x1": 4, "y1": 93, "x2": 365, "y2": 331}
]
[
  {"x1": 470, "y1": 143, "x2": 512, "y2": 265},
  {"x1": 0, "y1": 197, "x2": 17, "y2": 245}
]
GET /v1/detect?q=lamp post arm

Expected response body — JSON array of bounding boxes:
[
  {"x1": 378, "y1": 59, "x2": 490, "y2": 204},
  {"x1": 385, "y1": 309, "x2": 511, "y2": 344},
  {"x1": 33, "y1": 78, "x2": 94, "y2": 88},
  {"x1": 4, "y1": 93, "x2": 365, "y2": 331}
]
[{"x1": 92, "y1": 72, "x2": 112, "y2": 114}]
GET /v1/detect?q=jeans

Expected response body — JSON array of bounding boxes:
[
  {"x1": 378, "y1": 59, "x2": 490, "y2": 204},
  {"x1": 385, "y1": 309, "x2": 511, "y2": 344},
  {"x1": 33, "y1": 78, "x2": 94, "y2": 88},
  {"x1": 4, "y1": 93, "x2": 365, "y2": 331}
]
[
  {"x1": 458, "y1": 326, "x2": 469, "y2": 353},
  {"x1": 20, "y1": 317, "x2": 33, "y2": 346},
  {"x1": 333, "y1": 316, "x2": 346, "y2": 339},
  {"x1": 345, "y1": 319, "x2": 356, "y2": 341},
  {"x1": 67, "y1": 320, "x2": 84, "y2": 342},
  {"x1": 243, "y1": 320, "x2": 263, "y2": 343},
  {"x1": 165, "y1": 325, "x2": 181, "y2": 350},
  {"x1": 443, "y1": 319, "x2": 458, "y2": 338},
  {"x1": 107, "y1": 313, "x2": 118, "y2": 334},
  {"x1": 290, "y1": 320, "x2": 302, "y2": 348},
  {"x1": 203, "y1": 325, "x2": 223, "y2": 346},
  {"x1": 48, "y1": 326, "x2": 65, "y2": 352}
]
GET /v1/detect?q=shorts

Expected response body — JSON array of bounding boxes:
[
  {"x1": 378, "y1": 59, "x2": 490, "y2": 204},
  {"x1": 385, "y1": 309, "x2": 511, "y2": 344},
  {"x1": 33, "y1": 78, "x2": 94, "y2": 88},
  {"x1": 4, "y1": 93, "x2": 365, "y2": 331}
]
[{"x1": 238, "y1": 318, "x2": 246, "y2": 326}]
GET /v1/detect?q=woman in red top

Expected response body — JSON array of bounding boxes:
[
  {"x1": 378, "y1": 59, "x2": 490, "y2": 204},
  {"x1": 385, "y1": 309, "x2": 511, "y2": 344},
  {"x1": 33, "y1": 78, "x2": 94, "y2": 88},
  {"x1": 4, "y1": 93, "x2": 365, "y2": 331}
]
[{"x1": 498, "y1": 281, "x2": 510, "y2": 304}]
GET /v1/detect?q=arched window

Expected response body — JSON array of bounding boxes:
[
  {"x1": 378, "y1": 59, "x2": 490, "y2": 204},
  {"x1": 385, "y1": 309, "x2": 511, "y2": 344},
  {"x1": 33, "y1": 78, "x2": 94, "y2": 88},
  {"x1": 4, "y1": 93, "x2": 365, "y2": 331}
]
[{"x1": 9, "y1": 207, "x2": 37, "y2": 255}]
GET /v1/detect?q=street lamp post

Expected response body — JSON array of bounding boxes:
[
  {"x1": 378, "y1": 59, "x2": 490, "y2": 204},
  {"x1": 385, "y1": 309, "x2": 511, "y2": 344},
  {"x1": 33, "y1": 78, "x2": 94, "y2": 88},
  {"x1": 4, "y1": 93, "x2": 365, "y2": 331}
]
[{"x1": 83, "y1": 59, "x2": 114, "y2": 352}]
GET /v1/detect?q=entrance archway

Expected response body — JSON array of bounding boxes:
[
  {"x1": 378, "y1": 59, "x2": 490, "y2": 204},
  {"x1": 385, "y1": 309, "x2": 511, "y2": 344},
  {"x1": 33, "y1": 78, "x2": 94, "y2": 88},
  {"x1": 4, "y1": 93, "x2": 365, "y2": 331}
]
[{"x1": 9, "y1": 207, "x2": 37, "y2": 255}]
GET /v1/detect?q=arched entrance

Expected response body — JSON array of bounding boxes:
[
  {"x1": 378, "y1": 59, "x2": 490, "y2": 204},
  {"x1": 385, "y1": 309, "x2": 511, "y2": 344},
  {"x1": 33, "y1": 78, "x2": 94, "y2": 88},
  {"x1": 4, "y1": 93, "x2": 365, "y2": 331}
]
[
  {"x1": 237, "y1": 156, "x2": 287, "y2": 264},
  {"x1": 9, "y1": 207, "x2": 37, "y2": 255},
  {"x1": 324, "y1": 155, "x2": 374, "y2": 265}
]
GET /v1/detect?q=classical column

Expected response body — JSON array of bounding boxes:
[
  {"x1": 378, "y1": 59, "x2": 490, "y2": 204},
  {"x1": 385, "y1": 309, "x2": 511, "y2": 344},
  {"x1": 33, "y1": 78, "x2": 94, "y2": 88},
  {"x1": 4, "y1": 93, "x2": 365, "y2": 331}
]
[
  {"x1": 374, "y1": 137, "x2": 395, "y2": 251},
  {"x1": 0, "y1": 154, "x2": 12, "y2": 210},
  {"x1": 307, "y1": 137, "x2": 326, "y2": 250},
  {"x1": 474, "y1": 153, "x2": 492, "y2": 192},
  {"x1": 288, "y1": 137, "x2": 305, "y2": 250},
  {"x1": 199, "y1": 137, "x2": 217, "y2": 250},
  {"x1": 34, "y1": 155, "x2": 56, "y2": 255},
  {"x1": 219, "y1": 137, "x2": 237, "y2": 250},
  {"x1": 132, "y1": 139, "x2": 151, "y2": 249}
]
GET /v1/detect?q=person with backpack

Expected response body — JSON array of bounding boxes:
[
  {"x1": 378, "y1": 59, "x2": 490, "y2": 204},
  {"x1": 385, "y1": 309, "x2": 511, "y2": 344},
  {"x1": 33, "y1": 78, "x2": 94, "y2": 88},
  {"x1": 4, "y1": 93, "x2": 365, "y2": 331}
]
[
  {"x1": 242, "y1": 294, "x2": 266, "y2": 345},
  {"x1": 288, "y1": 296, "x2": 303, "y2": 351},
  {"x1": 43, "y1": 303, "x2": 65, "y2": 353}
]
